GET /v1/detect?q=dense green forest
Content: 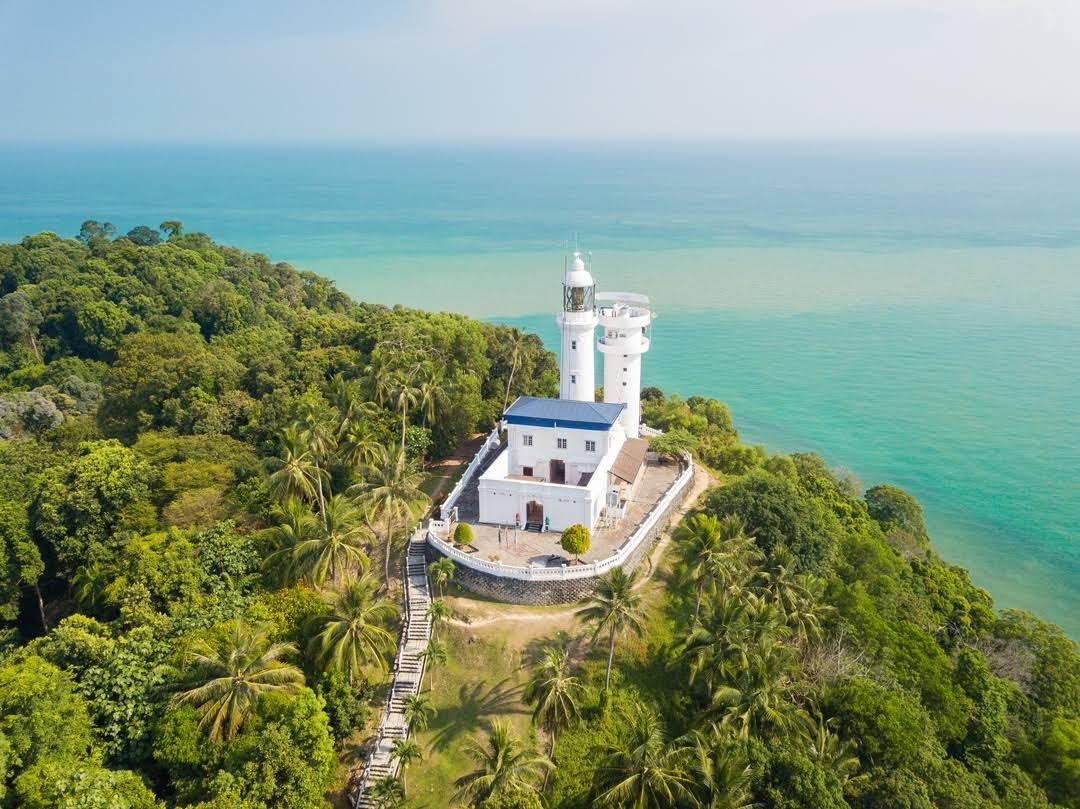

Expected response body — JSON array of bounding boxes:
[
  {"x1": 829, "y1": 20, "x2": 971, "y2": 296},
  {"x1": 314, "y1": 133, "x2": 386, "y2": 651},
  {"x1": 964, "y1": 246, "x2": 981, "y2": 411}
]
[
  {"x1": 0, "y1": 223, "x2": 1076, "y2": 809},
  {"x1": 0, "y1": 222, "x2": 556, "y2": 807},
  {"x1": 535, "y1": 390, "x2": 1080, "y2": 809}
]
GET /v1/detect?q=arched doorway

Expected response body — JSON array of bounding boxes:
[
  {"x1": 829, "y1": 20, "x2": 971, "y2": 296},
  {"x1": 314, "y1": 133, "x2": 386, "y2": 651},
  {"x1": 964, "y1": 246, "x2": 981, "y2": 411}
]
[{"x1": 525, "y1": 500, "x2": 544, "y2": 527}]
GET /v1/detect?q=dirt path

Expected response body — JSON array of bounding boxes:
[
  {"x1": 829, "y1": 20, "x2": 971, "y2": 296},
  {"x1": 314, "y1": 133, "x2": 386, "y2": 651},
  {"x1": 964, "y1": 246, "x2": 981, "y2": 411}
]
[
  {"x1": 638, "y1": 463, "x2": 714, "y2": 577},
  {"x1": 424, "y1": 465, "x2": 463, "y2": 507},
  {"x1": 422, "y1": 432, "x2": 488, "y2": 512},
  {"x1": 445, "y1": 605, "x2": 579, "y2": 628}
]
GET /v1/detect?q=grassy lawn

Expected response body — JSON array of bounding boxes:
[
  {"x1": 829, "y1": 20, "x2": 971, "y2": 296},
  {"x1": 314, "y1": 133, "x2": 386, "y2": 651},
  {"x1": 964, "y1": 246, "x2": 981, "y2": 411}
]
[
  {"x1": 399, "y1": 467, "x2": 711, "y2": 805},
  {"x1": 404, "y1": 599, "x2": 583, "y2": 807},
  {"x1": 401, "y1": 561, "x2": 684, "y2": 806}
]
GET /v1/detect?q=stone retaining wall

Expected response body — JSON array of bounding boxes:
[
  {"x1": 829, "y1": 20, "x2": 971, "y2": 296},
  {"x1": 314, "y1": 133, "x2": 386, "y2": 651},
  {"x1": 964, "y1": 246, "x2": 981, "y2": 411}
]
[{"x1": 425, "y1": 466, "x2": 690, "y2": 605}]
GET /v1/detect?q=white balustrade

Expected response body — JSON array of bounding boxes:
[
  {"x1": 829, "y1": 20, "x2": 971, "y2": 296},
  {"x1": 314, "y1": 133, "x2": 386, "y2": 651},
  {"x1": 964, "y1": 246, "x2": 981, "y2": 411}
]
[{"x1": 426, "y1": 453, "x2": 693, "y2": 582}]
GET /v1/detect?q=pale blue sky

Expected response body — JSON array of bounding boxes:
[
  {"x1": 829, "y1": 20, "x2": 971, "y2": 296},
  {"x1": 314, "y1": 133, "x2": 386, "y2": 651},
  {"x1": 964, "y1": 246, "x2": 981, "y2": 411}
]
[{"x1": 3, "y1": 0, "x2": 1079, "y2": 142}]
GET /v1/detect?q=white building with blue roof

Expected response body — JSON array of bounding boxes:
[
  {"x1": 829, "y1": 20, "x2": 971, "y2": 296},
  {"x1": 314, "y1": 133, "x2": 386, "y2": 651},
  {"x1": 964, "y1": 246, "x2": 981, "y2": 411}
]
[
  {"x1": 475, "y1": 252, "x2": 654, "y2": 533},
  {"x1": 479, "y1": 395, "x2": 648, "y2": 531}
]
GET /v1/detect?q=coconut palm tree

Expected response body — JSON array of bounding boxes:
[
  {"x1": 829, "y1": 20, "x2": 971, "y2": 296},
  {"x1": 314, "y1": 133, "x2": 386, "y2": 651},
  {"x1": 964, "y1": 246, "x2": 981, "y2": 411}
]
[
  {"x1": 428, "y1": 557, "x2": 456, "y2": 597},
  {"x1": 591, "y1": 700, "x2": 697, "y2": 809},
  {"x1": 390, "y1": 738, "x2": 423, "y2": 795},
  {"x1": 452, "y1": 719, "x2": 553, "y2": 805},
  {"x1": 710, "y1": 637, "x2": 799, "y2": 740},
  {"x1": 354, "y1": 445, "x2": 429, "y2": 582},
  {"x1": 314, "y1": 573, "x2": 397, "y2": 684},
  {"x1": 416, "y1": 372, "x2": 445, "y2": 429},
  {"x1": 374, "y1": 369, "x2": 423, "y2": 453},
  {"x1": 292, "y1": 494, "x2": 371, "y2": 586},
  {"x1": 742, "y1": 599, "x2": 793, "y2": 650},
  {"x1": 688, "y1": 725, "x2": 755, "y2": 809},
  {"x1": 262, "y1": 497, "x2": 320, "y2": 586},
  {"x1": 326, "y1": 373, "x2": 372, "y2": 438},
  {"x1": 368, "y1": 775, "x2": 405, "y2": 809},
  {"x1": 712, "y1": 514, "x2": 761, "y2": 588},
  {"x1": 419, "y1": 639, "x2": 448, "y2": 692},
  {"x1": 501, "y1": 328, "x2": 526, "y2": 414},
  {"x1": 427, "y1": 598, "x2": 451, "y2": 640},
  {"x1": 267, "y1": 425, "x2": 323, "y2": 510},
  {"x1": 172, "y1": 620, "x2": 304, "y2": 741},
  {"x1": 781, "y1": 573, "x2": 830, "y2": 645},
  {"x1": 339, "y1": 424, "x2": 383, "y2": 473},
  {"x1": 576, "y1": 568, "x2": 645, "y2": 691},
  {"x1": 673, "y1": 513, "x2": 723, "y2": 628},
  {"x1": 297, "y1": 405, "x2": 337, "y2": 518},
  {"x1": 403, "y1": 692, "x2": 436, "y2": 734},
  {"x1": 677, "y1": 590, "x2": 750, "y2": 694},
  {"x1": 755, "y1": 546, "x2": 803, "y2": 607},
  {"x1": 804, "y1": 710, "x2": 862, "y2": 790},
  {"x1": 523, "y1": 646, "x2": 585, "y2": 757}
]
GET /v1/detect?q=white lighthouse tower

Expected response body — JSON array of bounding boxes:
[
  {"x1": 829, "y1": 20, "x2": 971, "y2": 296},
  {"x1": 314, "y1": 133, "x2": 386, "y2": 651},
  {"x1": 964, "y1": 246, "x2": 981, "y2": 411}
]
[
  {"x1": 556, "y1": 252, "x2": 598, "y2": 402},
  {"x1": 597, "y1": 291, "x2": 652, "y2": 437}
]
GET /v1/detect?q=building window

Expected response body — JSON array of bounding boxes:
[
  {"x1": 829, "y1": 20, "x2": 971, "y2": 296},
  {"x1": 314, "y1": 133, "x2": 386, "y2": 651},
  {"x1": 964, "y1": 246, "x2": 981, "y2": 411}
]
[
  {"x1": 623, "y1": 367, "x2": 628, "y2": 372},
  {"x1": 571, "y1": 340, "x2": 577, "y2": 350},
  {"x1": 523, "y1": 434, "x2": 533, "y2": 446},
  {"x1": 557, "y1": 438, "x2": 567, "y2": 449},
  {"x1": 585, "y1": 440, "x2": 596, "y2": 452},
  {"x1": 622, "y1": 381, "x2": 627, "y2": 386},
  {"x1": 570, "y1": 374, "x2": 577, "y2": 384}
]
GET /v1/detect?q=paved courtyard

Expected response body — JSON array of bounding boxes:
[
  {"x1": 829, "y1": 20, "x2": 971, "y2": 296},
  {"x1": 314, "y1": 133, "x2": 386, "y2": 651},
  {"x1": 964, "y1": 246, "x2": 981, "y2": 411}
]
[{"x1": 432, "y1": 459, "x2": 682, "y2": 567}]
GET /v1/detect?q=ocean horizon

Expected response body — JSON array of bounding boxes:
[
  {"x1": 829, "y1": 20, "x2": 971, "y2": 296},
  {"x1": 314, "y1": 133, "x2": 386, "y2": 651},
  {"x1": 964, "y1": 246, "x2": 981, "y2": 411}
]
[{"x1": 1, "y1": 140, "x2": 1077, "y2": 637}]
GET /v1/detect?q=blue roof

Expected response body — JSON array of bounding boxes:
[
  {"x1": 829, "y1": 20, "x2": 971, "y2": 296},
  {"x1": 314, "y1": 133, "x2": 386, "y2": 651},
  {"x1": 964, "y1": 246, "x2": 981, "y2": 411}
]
[{"x1": 503, "y1": 396, "x2": 625, "y2": 432}]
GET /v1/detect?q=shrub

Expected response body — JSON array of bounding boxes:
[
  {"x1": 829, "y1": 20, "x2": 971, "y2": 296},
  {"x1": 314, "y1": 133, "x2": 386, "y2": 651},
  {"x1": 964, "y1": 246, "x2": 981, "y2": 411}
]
[
  {"x1": 453, "y1": 522, "x2": 474, "y2": 547},
  {"x1": 560, "y1": 524, "x2": 590, "y2": 562}
]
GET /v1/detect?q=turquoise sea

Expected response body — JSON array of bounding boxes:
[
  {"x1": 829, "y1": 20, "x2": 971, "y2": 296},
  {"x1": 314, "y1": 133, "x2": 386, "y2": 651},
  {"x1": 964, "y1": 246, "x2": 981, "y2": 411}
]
[{"x1": 1, "y1": 142, "x2": 1077, "y2": 636}]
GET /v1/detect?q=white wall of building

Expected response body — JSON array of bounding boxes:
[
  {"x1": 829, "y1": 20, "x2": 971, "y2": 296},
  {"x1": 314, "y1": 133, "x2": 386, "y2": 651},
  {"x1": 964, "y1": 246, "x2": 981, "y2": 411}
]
[
  {"x1": 506, "y1": 421, "x2": 626, "y2": 484},
  {"x1": 478, "y1": 449, "x2": 597, "y2": 531},
  {"x1": 479, "y1": 421, "x2": 625, "y2": 532}
]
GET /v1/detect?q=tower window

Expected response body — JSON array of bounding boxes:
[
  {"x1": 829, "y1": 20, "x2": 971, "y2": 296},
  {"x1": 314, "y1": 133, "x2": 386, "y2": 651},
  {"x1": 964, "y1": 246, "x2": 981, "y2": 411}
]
[
  {"x1": 622, "y1": 381, "x2": 627, "y2": 386},
  {"x1": 557, "y1": 438, "x2": 567, "y2": 449},
  {"x1": 585, "y1": 440, "x2": 596, "y2": 452},
  {"x1": 570, "y1": 374, "x2": 577, "y2": 384},
  {"x1": 571, "y1": 340, "x2": 577, "y2": 350},
  {"x1": 623, "y1": 367, "x2": 627, "y2": 372},
  {"x1": 523, "y1": 434, "x2": 533, "y2": 447}
]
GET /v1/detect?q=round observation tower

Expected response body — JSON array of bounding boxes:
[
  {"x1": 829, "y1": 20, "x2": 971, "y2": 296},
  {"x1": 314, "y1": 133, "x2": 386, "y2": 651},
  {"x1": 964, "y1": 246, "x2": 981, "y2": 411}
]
[
  {"x1": 556, "y1": 251, "x2": 599, "y2": 402},
  {"x1": 597, "y1": 292, "x2": 652, "y2": 437}
]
